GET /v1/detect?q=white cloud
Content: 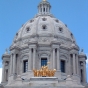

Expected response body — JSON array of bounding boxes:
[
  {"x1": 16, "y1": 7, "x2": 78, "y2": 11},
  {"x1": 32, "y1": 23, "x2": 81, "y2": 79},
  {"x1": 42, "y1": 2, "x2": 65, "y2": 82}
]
[{"x1": 0, "y1": 68, "x2": 2, "y2": 83}]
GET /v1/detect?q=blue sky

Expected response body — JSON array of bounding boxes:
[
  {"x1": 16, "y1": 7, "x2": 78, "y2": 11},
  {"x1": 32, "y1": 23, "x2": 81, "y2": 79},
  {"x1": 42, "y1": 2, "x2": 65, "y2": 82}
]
[{"x1": 0, "y1": 0, "x2": 88, "y2": 82}]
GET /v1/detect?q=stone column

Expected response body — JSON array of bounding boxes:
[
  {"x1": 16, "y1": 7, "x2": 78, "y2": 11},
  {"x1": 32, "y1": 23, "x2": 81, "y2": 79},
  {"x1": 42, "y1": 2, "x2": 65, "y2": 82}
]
[
  {"x1": 45, "y1": 6, "x2": 46, "y2": 13},
  {"x1": 2, "y1": 61, "x2": 5, "y2": 82},
  {"x1": 83, "y1": 61, "x2": 86, "y2": 83},
  {"x1": 73, "y1": 54, "x2": 76, "y2": 75},
  {"x1": 10, "y1": 54, "x2": 13, "y2": 75},
  {"x1": 5, "y1": 70, "x2": 6, "y2": 81},
  {"x1": 69, "y1": 55, "x2": 71, "y2": 75},
  {"x1": 17, "y1": 55, "x2": 19, "y2": 75},
  {"x1": 28, "y1": 48, "x2": 32, "y2": 71},
  {"x1": 50, "y1": 51, "x2": 53, "y2": 69},
  {"x1": 13, "y1": 54, "x2": 16, "y2": 75},
  {"x1": 33, "y1": 48, "x2": 36, "y2": 69},
  {"x1": 57, "y1": 48, "x2": 60, "y2": 71},
  {"x1": 42, "y1": 5, "x2": 43, "y2": 13},
  {"x1": 76, "y1": 54, "x2": 79, "y2": 75},
  {"x1": 53, "y1": 48, "x2": 55, "y2": 69}
]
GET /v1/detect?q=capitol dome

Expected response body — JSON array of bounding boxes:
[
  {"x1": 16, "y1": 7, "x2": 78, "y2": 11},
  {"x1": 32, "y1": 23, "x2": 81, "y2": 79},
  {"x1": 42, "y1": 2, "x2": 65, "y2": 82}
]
[
  {"x1": 13, "y1": 0, "x2": 76, "y2": 48},
  {"x1": 1, "y1": 0, "x2": 87, "y2": 87}
]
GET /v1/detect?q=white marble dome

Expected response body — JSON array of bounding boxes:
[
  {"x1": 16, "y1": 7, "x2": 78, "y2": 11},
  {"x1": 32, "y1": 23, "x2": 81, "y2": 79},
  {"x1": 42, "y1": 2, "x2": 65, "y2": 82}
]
[
  {"x1": 14, "y1": 15, "x2": 75, "y2": 41},
  {"x1": 13, "y1": 6, "x2": 76, "y2": 48}
]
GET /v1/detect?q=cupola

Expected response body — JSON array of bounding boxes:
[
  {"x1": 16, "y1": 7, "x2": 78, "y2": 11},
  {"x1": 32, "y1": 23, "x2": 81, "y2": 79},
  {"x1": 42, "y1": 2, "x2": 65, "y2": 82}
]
[{"x1": 38, "y1": 0, "x2": 51, "y2": 15}]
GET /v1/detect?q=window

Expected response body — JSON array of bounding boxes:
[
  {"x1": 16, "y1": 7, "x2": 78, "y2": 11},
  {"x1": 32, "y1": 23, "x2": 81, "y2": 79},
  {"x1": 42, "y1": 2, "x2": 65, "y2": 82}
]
[
  {"x1": 42, "y1": 18, "x2": 47, "y2": 21},
  {"x1": 71, "y1": 33, "x2": 73, "y2": 39},
  {"x1": 23, "y1": 60, "x2": 28, "y2": 73},
  {"x1": 55, "y1": 19, "x2": 59, "y2": 23},
  {"x1": 41, "y1": 58, "x2": 47, "y2": 66},
  {"x1": 26, "y1": 27, "x2": 30, "y2": 32},
  {"x1": 43, "y1": 8, "x2": 45, "y2": 12},
  {"x1": 59, "y1": 27, "x2": 63, "y2": 32},
  {"x1": 16, "y1": 33, "x2": 18, "y2": 36},
  {"x1": 42, "y1": 25, "x2": 47, "y2": 30},
  {"x1": 30, "y1": 19, "x2": 34, "y2": 23},
  {"x1": 61, "y1": 60, "x2": 65, "y2": 73}
]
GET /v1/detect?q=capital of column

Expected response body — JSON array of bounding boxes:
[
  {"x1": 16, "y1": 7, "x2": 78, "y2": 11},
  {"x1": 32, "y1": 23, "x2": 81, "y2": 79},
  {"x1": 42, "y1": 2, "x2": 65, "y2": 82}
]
[{"x1": 51, "y1": 44, "x2": 60, "y2": 49}]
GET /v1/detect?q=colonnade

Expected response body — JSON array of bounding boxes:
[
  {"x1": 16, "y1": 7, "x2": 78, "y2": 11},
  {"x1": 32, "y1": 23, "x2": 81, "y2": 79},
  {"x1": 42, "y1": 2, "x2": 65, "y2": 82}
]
[
  {"x1": 70, "y1": 54, "x2": 79, "y2": 75},
  {"x1": 9, "y1": 54, "x2": 17, "y2": 75},
  {"x1": 72, "y1": 54, "x2": 79, "y2": 75},
  {"x1": 2, "y1": 46, "x2": 87, "y2": 84}
]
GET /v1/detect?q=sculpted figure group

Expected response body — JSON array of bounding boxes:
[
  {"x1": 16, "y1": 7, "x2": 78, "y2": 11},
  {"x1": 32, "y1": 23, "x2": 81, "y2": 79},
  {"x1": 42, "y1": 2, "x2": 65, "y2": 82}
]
[{"x1": 33, "y1": 65, "x2": 56, "y2": 77}]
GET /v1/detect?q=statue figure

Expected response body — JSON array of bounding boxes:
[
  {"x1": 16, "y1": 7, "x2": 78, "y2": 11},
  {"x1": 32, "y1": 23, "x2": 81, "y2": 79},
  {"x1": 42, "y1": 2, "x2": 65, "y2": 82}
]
[
  {"x1": 36, "y1": 70, "x2": 39, "y2": 77},
  {"x1": 33, "y1": 62, "x2": 56, "y2": 77},
  {"x1": 33, "y1": 70, "x2": 37, "y2": 77},
  {"x1": 40, "y1": 69, "x2": 43, "y2": 77}
]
